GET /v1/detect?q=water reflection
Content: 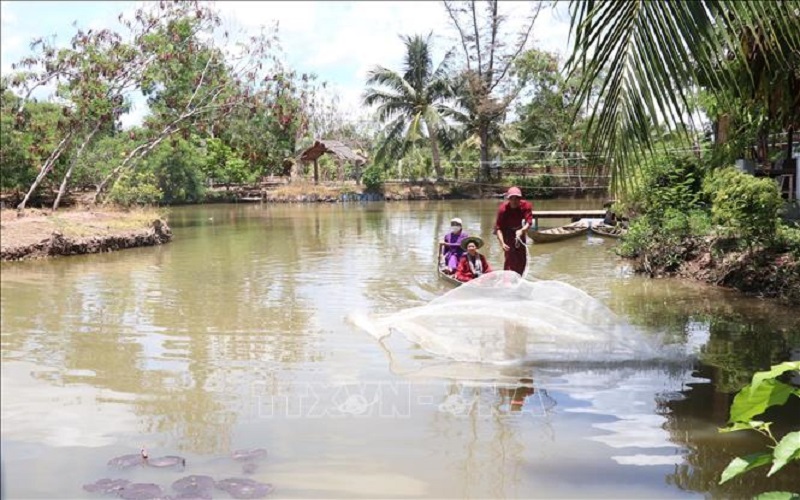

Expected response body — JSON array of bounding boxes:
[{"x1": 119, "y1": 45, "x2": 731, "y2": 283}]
[
  {"x1": 1, "y1": 201, "x2": 798, "y2": 498},
  {"x1": 662, "y1": 364, "x2": 800, "y2": 497}
]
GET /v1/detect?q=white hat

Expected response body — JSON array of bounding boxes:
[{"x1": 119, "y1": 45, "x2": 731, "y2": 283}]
[{"x1": 450, "y1": 217, "x2": 463, "y2": 226}]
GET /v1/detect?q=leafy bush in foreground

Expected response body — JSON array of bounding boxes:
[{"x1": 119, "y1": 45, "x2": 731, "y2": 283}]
[{"x1": 718, "y1": 362, "x2": 800, "y2": 499}]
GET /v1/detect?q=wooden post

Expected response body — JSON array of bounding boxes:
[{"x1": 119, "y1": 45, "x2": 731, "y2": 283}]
[{"x1": 313, "y1": 158, "x2": 319, "y2": 185}]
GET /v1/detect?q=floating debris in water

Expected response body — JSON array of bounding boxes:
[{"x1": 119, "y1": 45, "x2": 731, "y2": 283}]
[
  {"x1": 231, "y1": 448, "x2": 267, "y2": 462},
  {"x1": 108, "y1": 453, "x2": 146, "y2": 469},
  {"x1": 217, "y1": 478, "x2": 274, "y2": 499},
  {"x1": 172, "y1": 475, "x2": 215, "y2": 499},
  {"x1": 82, "y1": 478, "x2": 130, "y2": 494},
  {"x1": 118, "y1": 482, "x2": 165, "y2": 500},
  {"x1": 147, "y1": 455, "x2": 186, "y2": 470},
  {"x1": 241, "y1": 462, "x2": 258, "y2": 475}
]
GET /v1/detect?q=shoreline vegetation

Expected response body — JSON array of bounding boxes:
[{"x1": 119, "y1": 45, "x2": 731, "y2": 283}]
[
  {"x1": 628, "y1": 236, "x2": 799, "y2": 306},
  {"x1": 2, "y1": 181, "x2": 797, "y2": 307},
  {"x1": 2, "y1": 1, "x2": 797, "y2": 305}
]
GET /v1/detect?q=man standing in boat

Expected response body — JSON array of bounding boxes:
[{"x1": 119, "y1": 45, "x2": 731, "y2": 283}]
[{"x1": 494, "y1": 186, "x2": 533, "y2": 276}]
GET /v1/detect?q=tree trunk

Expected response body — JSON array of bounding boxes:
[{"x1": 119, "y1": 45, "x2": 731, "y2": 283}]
[
  {"x1": 715, "y1": 114, "x2": 730, "y2": 147},
  {"x1": 53, "y1": 124, "x2": 100, "y2": 211},
  {"x1": 17, "y1": 132, "x2": 74, "y2": 212},
  {"x1": 313, "y1": 158, "x2": 319, "y2": 184},
  {"x1": 786, "y1": 126, "x2": 794, "y2": 163},
  {"x1": 429, "y1": 127, "x2": 444, "y2": 182},
  {"x1": 479, "y1": 126, "x2": 490, "y2": 182},
  {"x1": 758, "y1": 130, "x2": 769, "y2": 169}
]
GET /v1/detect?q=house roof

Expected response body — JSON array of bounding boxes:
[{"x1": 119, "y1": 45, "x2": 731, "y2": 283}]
[{"x1": 298, "y1": 140, "x2": 368, "y2": 164}]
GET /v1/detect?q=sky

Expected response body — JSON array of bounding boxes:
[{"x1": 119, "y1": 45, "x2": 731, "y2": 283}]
[{"x1": 0, "y1": 0, "x2": 573, "y2": 128}]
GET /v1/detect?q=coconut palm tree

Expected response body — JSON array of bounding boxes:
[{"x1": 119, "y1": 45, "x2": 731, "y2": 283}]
[
  {"x1": 363, "y1": 33, "x2": 456, "y2": 181},
  {"x1": 566, "y1": 0, "x2": 800, "y2": 191}
]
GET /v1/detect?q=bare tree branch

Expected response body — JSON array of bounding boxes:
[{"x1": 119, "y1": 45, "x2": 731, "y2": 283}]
[
  {"x1": 471, "y1": 0, "x2": 483, "y2": 79},
  {"x1": 443, "y1": 1, "x2": 472, "y2": 73},
  {"x1": 17, "y1": 131, "x2": 76, "y2": 211},
  {"x1": 489, "y1": 1, "x2": 542, "y2": 94},
  {"x1": 486, "y1": 0, "x2": 499, "y2": 85},
  {"x1": 53, "y1": 122, "x2": 101, "y2": 210}
]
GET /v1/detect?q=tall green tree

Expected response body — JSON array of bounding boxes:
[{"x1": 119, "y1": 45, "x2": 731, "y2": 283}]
[
  {"x1": 512, "y1": 49, "x2": 595, "y2": 153},
  {"x1": 362, "y1": 33, "x2": 455, "y2": 181},
  {"x1": 9, "y1": 25, "x2": 138, "y2": 210},
  {"x1": 219, "y1": 67, "x2": 317, "y2": 179},
  {"x1": 0, "y1": 87, "x2": 70, "y2": 195},
  {"x1": 92, "y1": 2, "x2": 248, "y2": 202},
  {"x1": 443, "y1": 0, "x2": 543, "y2": 181}
]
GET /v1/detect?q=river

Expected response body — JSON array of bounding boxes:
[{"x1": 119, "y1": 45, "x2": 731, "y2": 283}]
[{"x1": 1, "y1": 200, "x2": 798, "y2": 498}]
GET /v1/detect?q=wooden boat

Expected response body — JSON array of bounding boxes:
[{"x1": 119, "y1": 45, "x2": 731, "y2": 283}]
[
  {"x1": 530, "y1": 220, "x2": 589, "y2": 243},
  {"x1": 589, "y1": 223, "x2": 628, "y2": 238},
  {"x1": 437, "y1": 263, "x2": 463, "y2": 286}
]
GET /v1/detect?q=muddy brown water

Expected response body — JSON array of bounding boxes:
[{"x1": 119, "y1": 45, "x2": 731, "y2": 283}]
[{"x1": 1, "y1": 200, "x2": 798, "y2": 498}]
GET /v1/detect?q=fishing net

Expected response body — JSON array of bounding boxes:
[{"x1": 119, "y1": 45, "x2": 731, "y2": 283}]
[{"x1": 350, "y1": 271, "x2": 665, "y2": 367}]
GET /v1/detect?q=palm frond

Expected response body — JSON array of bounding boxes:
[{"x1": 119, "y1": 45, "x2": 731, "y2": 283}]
[
  {"x1": 567, "y1": 0, "x2": 800, "y2": 192},
  {"x1": 431, "y1": 46, "x2": 456, "y2": 83},
  {"x1": 401, "y1": 33, "x2": 434, "y2": 92},
  {"x1": 374, "y1": 100, "x2": 412, "y2": 124},
  {"x1": 362, "y1": 88, "x2": 408, "y2": 109},
  {"x1": 364, "y1": 67, "x2": 417, "y2": 101},
  {"x1": 374, "y1": 115, "x2": 411, "y2": 167}
]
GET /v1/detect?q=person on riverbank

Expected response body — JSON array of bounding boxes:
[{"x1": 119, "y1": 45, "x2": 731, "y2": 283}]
[
  {"x1": 603, "y1": 199, "x2": 618, "y2": 226},
  {"x1": 494, "y1": 186, "x2": 533, "y2": 276},
  {"x1": 441, "y1": 217, "x2": 469, "y2": 273},
  {"x1": 455, "y1": 236, "x2": 492, "y2": 282}
]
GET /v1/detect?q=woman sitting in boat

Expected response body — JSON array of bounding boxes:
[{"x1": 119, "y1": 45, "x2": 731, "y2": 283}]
[
  {"x1": 455, "y1": 236, "x2": 492, "y2": 282},
  {"x1": 441, "y1": 217, "x2": 469, "y2": 274}
]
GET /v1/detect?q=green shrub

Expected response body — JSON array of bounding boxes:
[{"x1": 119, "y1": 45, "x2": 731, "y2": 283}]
[
  {"x1": 107, "y1": 170, "x2": 163, "y2": 207},
  {"x1": 617, "y1": 208, "x2": 713, "y2": 272},
  {"x1": 149, "y1": 139, "x2": 206, "y2": 204},
  {"x1": 361, "y1": 164, "x2": 384, "y2": 192},
  {"x1": 687, "y1": 209, "x2": 713, "y2": 236},
  {"x1": 627, "y1": 151, "x2": 707, "y2": 215},
  {"x1": 703, "y1": 167, "x2": 783, "y2": 247},
  {"x1": 775, "y1": 223, "x2": 800, "y2": 258},
  {"x1": 617, "y1": 214, "x2": 657, "y2": 259}
]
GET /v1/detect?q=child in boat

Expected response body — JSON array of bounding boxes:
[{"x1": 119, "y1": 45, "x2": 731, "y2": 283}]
[
  {"x1": 441, "y1": 217, "x2": 469, "y2": 274},
  {"x1": 455, "y1": 236, "x2": 492, "y2": 282}
]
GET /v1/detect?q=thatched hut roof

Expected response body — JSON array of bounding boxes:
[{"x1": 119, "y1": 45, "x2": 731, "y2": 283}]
[{"x1": 299, "y1": 140, "x2": 367, "y2": 165}]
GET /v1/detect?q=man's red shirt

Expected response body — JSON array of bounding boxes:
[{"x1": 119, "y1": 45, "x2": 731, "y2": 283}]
[{"x1": 494, "y1": 199, "x2": 534, "y2": 242}]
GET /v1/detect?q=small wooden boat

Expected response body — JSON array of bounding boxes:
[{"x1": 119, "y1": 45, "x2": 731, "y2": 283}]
[
  {"x1": 589, "y1": 223, "x2": 628, "y2": 238},
  {"x1": 437, "y1": 263, "x2": 463, "y2": 286},
  {"x1": 530, "y1": 221, "x2": 589, "y2": 243}
]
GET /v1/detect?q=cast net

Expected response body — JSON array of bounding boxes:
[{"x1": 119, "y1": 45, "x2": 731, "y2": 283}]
[{"x1": 350, "y1": 271, "x2": 667, "y2": 366}]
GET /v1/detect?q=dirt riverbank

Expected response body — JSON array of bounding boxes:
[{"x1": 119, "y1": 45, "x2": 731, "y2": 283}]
[
  {"x1": 0, "y1": 208, "x2": 172, "y2": 262},
  {"x1": 631, "y1": 237, "x2": 800, "y2": 306}
]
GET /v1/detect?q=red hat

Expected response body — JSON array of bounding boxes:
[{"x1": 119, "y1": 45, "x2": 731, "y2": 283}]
[{"x1": 506, "y1": 186, "x2": 522, "y2": 198}]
